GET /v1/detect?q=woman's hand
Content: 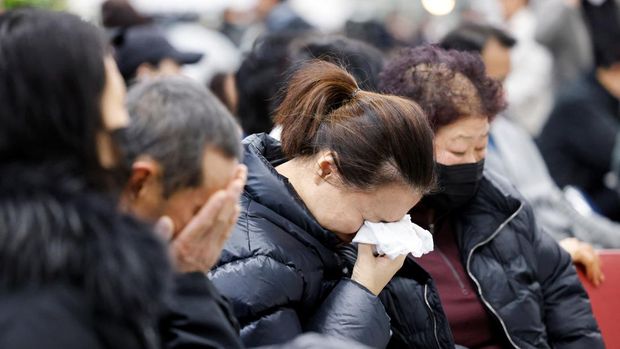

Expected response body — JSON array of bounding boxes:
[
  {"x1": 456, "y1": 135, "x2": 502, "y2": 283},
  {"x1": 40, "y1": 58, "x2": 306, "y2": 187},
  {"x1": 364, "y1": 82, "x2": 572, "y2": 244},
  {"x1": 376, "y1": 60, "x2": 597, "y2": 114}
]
[
  {"x1": 155, "y1": 165, "x2": 247, "y2": 273},
  {"x1": 351, "y1": 243, "x2": 406, "y2": 296},
  {"x1": 559, "y1": 238, "x2": 605, "y2": 287}
]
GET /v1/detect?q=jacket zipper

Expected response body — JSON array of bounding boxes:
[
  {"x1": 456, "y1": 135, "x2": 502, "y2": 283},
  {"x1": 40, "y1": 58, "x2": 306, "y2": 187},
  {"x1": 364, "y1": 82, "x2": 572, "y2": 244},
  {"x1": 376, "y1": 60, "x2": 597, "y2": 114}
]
[
  {"x1": 465, "y1": 203, "x2": 523, "y2": 349},
  {"x1": 423, "y1": 284, "x2": 441, "y2": 349},
  {"x1": 437, "y1": 250, "x2": 470, "y2": 296}
]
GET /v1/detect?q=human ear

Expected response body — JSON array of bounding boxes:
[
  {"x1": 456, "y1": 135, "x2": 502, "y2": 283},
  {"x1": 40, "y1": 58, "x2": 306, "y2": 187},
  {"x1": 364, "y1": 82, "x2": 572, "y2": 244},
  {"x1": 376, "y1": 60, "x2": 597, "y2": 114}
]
[
  {"x1": 127, "y1": 158, "x2": 159, "y2": 200},
  {"x1": 315, "y1": 152, "x2": 338, "y2": 181}
]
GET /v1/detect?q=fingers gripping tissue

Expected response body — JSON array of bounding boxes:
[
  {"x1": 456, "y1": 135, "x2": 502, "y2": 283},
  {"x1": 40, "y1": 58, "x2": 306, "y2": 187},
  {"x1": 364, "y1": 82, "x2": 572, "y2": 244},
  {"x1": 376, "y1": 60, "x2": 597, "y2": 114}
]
[{"x1": 352, "y1": 215, "x2": 434, "y2": 259}]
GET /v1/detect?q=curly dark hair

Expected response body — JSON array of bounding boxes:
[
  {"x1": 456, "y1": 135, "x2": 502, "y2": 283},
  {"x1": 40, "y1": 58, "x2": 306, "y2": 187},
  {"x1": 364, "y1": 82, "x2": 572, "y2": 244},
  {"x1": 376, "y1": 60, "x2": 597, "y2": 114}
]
[{"x1": 379, "y1": 44, "x2": 506, "y2": 131}]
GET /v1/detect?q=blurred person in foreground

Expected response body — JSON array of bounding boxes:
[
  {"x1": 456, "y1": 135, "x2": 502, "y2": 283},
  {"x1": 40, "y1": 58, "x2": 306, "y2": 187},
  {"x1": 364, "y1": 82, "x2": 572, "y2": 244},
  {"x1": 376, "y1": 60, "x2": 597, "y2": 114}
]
[
  {"x1": 210, "y1": 60, "x2": 437, "y2": 347},
  {"x1": 0, "y1": 9, "x2": 172, "y2": 348},
  {"x1": 441, "y1": 22, "x2": 611, "y2": 284},
  {"x1": 538, "y1": 0, "x2": 620, "y2": 223},
  {"x1": 379, "y1": 44, "x2": 602, "y2": 349}
]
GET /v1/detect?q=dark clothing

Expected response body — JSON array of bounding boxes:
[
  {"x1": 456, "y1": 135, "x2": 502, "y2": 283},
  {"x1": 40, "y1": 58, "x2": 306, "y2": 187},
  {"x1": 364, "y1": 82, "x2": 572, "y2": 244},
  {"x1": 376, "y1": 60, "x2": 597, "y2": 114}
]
[
  {"x1": 0, "y1": 165, "x2": 172, "y2": 349},
  {"x1": 379, "y1": 171, "x2": 603, "y2": 349},
  {"x1": 0, "y1": 286, "x2": 108, "y2": 349},
  {"x1": 415, "y1": 218, "x2": 502, "y2": 349},
  {"x1": 160, "y1": 273, "x2": 244, "y2": 349},
  {"x1": 538, "y1": 72, "x2": 620, "y2": 220},
  {"x1": 0, "y1": 165, "x2": 244, "y2": 349},
  {"x1": 210, "y1": 134, "x2": 391, "y2": 348}
]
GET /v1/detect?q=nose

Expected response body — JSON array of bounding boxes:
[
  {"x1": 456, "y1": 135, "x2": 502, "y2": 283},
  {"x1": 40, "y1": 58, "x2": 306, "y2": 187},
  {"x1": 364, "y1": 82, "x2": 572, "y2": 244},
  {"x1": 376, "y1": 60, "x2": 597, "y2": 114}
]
[{"x1": 464, "y1": 152, "x2": 478, "y2": 164}]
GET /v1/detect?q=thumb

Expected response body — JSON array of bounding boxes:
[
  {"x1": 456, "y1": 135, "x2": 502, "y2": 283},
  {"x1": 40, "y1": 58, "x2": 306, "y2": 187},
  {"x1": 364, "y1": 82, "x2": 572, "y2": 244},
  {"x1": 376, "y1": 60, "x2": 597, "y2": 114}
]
[{"x1": 154, "y1": 216, "x2": 175, "y2": 242}]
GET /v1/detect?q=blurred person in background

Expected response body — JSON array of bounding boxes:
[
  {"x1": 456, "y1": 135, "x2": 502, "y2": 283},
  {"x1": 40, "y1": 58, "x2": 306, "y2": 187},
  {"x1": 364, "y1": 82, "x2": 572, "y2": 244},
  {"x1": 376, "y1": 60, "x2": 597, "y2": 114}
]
[
  {"x1": 380, "y1": 44, "x2": 602, "y2": 349},
  {"x1": 534, "y1": 0, "x2": 593, "y2": 90},
  {"x1": 222, "y1": 0, "x2": 312, "y2": 53},
  {"x1": 210, "y1": 60, "x2": 436, "y2": 347},
  {"x1": 210, "y1": 72, "x2": 239, "y2": 115},
  {"x1": 344, "y1": 20, "x2": 398, "y2": 55},
  {"x1": 0, "y1": 9, "x2": 172, "y2": 348},
  {"x1": 268, "y1": 34, "x2": 386, "y2": 139},
  {"x1": 498, "y1": 0, "x2": 553, "y2": 135},
  {"x1": 112, "y1": 25, "x2": 203, "y2": 85},
  {"x1": 101, "y1": 0, "x2": 242, "y2": 88},
  {"x1": 234, "y1": 31, "x2": 306, "y2": 135},
  {"x1": 235, "y1": 32, "x2": 385, "y2": 137},
  {"x1": 441, "y1": 23, "x2": 613, "y2": 284},
  {"x1": 290, "y1": 35, "x2": 384, "y2": 92},
  {"x1": 538, "y1": 0, "x2": 620, "y2": 222},
  {"x1": 101, "y1": 0, "x2": 152, "y2": 29}
]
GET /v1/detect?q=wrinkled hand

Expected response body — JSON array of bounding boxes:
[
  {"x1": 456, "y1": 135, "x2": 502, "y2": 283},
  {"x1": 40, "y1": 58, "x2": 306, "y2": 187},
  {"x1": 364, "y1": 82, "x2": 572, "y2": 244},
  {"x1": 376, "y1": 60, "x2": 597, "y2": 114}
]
[
  {"x1": 155, "y1": 165, "x2": 247, "y2": 273},
  {"x1": 559, "y1": 238, "x2": 604, "y2": 287},
  {"x1": 351, "y1": 244, "x2": 406, "y2": 296}
]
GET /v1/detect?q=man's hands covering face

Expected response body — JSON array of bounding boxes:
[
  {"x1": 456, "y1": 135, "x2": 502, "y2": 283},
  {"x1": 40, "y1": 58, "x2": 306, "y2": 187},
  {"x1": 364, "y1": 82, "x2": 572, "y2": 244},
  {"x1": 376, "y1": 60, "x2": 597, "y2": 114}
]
[{"x1": 155, "y1": 165, "x2": 248, "y2": 273}]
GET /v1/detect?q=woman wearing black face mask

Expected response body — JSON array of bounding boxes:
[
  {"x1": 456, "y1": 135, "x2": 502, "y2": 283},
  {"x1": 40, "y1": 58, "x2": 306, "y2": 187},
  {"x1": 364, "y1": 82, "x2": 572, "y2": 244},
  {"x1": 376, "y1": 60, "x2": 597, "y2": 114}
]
[{"x1": 375, "y1": 45, "x2": 603, "y2": 349}]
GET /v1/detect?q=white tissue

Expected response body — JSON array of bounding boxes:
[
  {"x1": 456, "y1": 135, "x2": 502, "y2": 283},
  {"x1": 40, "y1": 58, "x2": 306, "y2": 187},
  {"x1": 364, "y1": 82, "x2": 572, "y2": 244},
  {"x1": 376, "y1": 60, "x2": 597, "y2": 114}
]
[{"x1": 352, "y1": 214, "x2": 434, "y2": 259}]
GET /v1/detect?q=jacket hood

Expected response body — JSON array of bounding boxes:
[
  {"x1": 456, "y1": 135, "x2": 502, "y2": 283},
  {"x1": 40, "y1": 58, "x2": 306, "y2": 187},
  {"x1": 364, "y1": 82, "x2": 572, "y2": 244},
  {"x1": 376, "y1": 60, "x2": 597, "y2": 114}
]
[
  {"x1": 242, "y1": 133, "x2": 342, "y2": 250},
  {"x1": 0, "y1": 163, "x2": 172, "y2": 347}
]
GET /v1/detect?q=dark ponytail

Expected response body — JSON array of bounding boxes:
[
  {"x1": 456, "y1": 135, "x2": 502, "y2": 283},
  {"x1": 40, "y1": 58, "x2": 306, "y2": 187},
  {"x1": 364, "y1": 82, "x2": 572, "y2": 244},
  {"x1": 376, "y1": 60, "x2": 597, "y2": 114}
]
[
  {"x1": 276, "y1": 60, "x2": 359, "y2": 157},
  {"x1": 275, "y1": 60, "x2": 435, "y2": 192}
]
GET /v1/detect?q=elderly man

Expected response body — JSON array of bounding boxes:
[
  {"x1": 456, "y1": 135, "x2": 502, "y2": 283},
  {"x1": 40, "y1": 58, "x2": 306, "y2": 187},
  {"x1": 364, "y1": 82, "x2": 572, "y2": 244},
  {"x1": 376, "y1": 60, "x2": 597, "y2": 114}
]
[{"x1": 119, "y1": 77, "x2": 246, "y2": 348}]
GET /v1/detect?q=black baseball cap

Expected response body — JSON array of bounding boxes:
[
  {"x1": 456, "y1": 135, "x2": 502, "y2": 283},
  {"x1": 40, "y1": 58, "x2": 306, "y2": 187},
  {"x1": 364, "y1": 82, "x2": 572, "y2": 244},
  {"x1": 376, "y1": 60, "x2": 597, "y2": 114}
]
[{"x1": 113, "y1": 25, "x2": 203, "y2": 80}]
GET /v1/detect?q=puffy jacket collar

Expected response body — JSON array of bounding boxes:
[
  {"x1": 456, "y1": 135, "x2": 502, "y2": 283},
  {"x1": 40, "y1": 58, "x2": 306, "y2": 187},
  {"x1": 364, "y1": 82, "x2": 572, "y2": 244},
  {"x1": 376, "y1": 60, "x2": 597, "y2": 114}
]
[
  {"x1": 456, "y1": 170, "x2": 524, "y2": 253},
  {"x1": 242, "y1": 134, "x2": 343, "y2": 250}
]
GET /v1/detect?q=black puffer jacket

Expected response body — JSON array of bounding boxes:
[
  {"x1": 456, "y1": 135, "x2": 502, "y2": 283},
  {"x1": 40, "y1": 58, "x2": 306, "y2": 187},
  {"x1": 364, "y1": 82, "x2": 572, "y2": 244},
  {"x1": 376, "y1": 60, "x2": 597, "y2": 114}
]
[
  {"x1": 380, "y1": 171, "x2": 604, "y2": 349},
  {"x1": 210, "y1": 134, "x2": 391, "y2": 348}
]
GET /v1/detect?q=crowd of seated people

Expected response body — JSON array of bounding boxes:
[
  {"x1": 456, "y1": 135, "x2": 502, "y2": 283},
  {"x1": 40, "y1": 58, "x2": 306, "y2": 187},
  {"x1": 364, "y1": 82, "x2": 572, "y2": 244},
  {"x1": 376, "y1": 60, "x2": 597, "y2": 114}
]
[{"x1": 1, "y1": 1, "x2": 619, "y2": 348}]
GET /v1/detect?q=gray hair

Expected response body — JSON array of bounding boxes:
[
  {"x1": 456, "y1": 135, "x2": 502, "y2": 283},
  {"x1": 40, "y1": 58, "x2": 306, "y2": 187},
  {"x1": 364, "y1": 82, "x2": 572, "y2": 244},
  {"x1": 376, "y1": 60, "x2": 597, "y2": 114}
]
[{"x1": 125, "y1": 76, "x2": 242, "y2": 197}]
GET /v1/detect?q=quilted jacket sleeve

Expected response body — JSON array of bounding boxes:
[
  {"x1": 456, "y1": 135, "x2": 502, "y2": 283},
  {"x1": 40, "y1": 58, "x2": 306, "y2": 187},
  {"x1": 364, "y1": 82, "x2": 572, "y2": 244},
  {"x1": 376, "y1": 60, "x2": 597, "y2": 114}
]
[
  {"x1": 525, "y1": 205, "x2": 604, "y2": 349},
  {"x1": 307, "y1": 278, "x2": 391, "y2": 348},
  {"x1": 211, "y1": 254, "x2": 391, "y2": 348},
  {"x1": 210, "y1": 255, "x2": 306, "y2": 347}
]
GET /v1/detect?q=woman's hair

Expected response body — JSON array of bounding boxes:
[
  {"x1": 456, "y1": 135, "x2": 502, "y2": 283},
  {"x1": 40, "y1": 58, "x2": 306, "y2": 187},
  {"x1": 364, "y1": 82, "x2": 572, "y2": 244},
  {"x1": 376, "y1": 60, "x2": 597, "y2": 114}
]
[
  {"x1": 0, "y1": 9, "x2": 113, "y2": 190},
  {"x1": 275, "y1": 60, "x2": 435, "y2": 192},
  {"x1": 379, "y1": 44, "x2": 506, "y2": 131}
]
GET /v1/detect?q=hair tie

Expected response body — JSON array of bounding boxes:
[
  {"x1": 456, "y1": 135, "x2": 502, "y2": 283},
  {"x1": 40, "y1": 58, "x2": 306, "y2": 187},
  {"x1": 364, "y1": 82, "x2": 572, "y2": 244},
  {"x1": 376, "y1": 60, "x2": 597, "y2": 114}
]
[{"x1": 351, "y1": 89, "x2": 361, "y2": 99}]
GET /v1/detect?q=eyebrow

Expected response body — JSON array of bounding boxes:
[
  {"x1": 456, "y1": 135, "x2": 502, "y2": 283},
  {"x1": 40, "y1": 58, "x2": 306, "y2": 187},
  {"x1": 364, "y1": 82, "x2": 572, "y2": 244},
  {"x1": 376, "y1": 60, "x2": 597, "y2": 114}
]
[{"x1": 452, "y1": 132, "x2": 489, "y2": 141}]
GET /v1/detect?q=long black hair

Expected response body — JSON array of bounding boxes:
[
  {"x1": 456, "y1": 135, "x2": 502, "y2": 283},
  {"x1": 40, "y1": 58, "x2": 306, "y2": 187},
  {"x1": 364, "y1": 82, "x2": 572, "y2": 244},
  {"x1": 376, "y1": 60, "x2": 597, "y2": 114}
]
[
  {"x1": 0, "y1": 9, "x2": 172, "y2": 348},
  {"x1": 0, "y1": 9, "x2": 116, "y2": 192}
]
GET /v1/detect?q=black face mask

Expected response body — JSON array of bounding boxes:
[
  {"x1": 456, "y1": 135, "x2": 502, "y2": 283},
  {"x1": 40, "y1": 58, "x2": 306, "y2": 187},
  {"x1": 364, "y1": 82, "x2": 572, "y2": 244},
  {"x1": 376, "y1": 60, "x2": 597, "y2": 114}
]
[{"x1": 425, "y1": 160, "x2": 485, "y2": 213}]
